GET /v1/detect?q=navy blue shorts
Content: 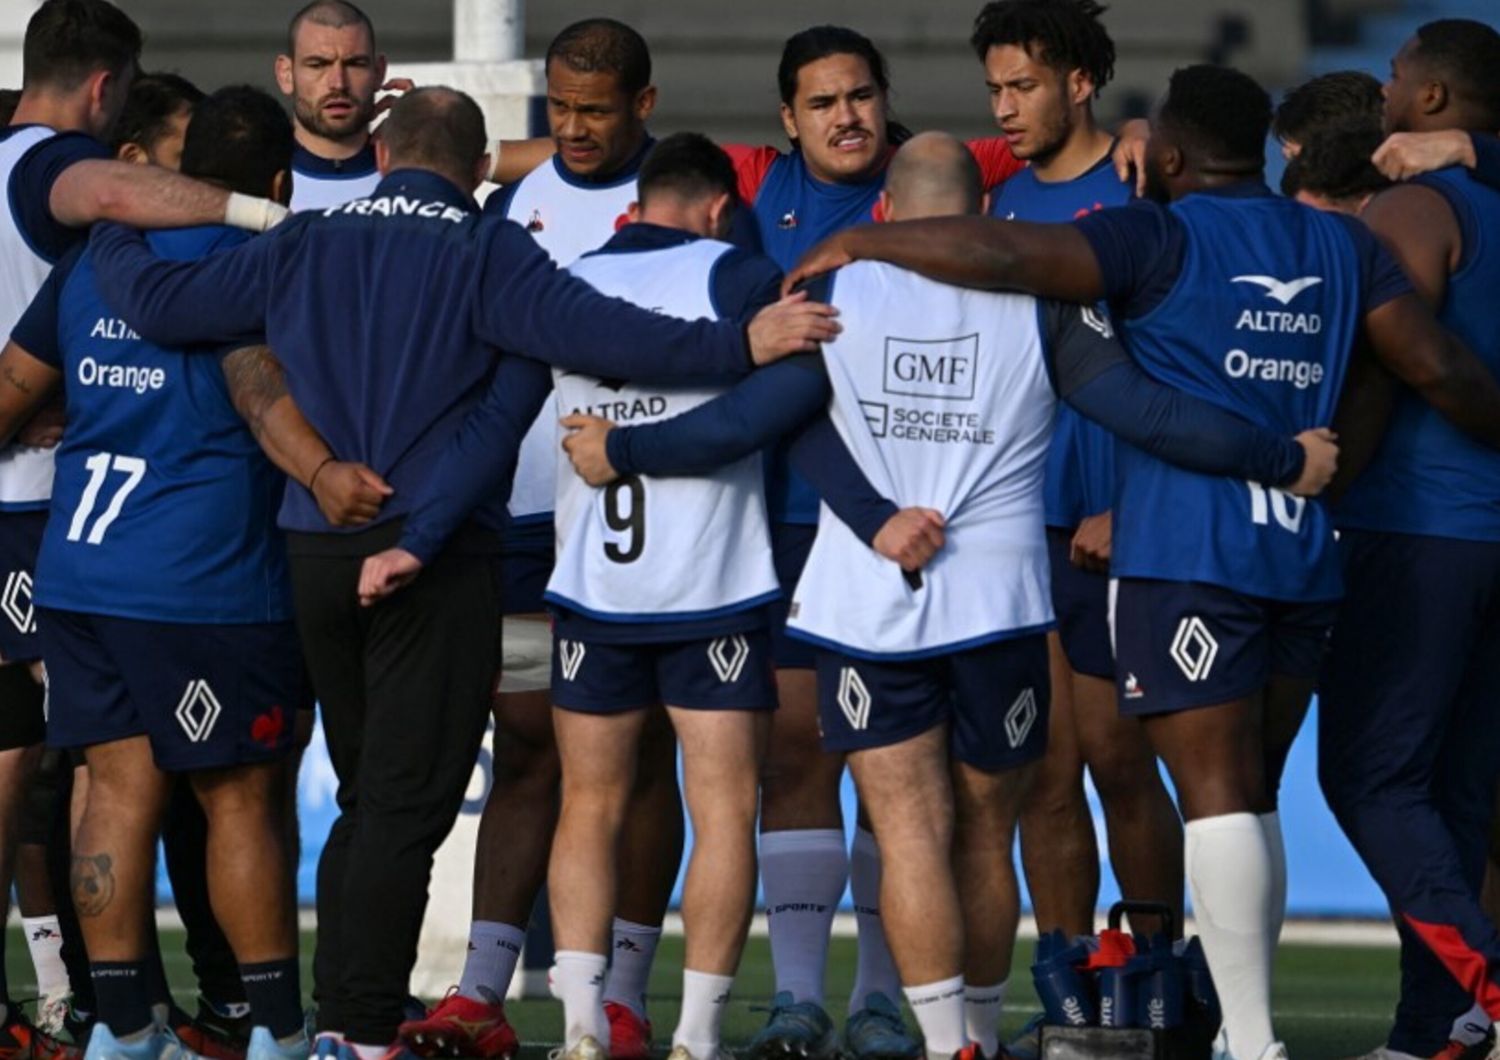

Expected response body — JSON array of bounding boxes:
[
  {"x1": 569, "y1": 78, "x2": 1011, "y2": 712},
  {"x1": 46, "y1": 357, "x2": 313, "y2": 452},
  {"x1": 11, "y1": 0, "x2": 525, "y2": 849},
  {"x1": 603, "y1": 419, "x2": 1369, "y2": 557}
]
[
  {"x1": 0, "y1": 511, "x2": 46, "y2": 664},
  {"x1": 814, "y1": 634, "x2": 1050, "y2": 772},
  {"x1": 501, "y1": 519, "x2": 553, "y2": 616},
  {"x1": 551, "y1": 630, "x2": 779, "y2": 714},
  {"x1": 1046, "y1": 527, "x2": 1114, "y2": 680},
  {"x1": 38, "y1": 608, "x2": 307, "y2": 771},
  {"x1": 767, "y1": 522, "x2": 817, "y2": 670},
  {"x1": 1110, "y1": 578, "x2": 1335, "y2": 716}
]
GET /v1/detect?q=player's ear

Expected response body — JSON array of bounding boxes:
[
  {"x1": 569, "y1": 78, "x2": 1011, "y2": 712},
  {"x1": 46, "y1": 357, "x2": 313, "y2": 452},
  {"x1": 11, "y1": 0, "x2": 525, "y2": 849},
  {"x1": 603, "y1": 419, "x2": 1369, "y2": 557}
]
[
  {"x1": 1422, "y1": 78, "x2": 1447, "y2": 118},
  {"x1": 271, "y1": 168, "x2": 292, "y2": 207},
  {"x1": 626, "y1": 200, "x2": 643, "y2": 224},
  {"x1": 634, "y1": 84, "x2": 657, "y2": 122},
  {"x1": 116, "y1": 141, "x2": 148, "y2": 166},
  {"x1": 473, "y1": 152, "x2": 492, "y2": 191},
  {"x1": 1162, "y1": 144, "x2": 1185, "y2": 179},
  {"x1": 373, "y1": 137, "x2": 393, "y2": 175},
  {"x1": 979, "y1": 190, "x2": 991, "y2": 216},
  {"x1": 876, "y1": 188, "x2": 894, "y2": 224},
  {"x1": 708, "y1": 191, "x2": 732, "y2": 235},
  {"x1": 780, "y1": 101, "x2": 799, "y2": 143},
  {"x1": 274, "y1": 53, "x2": 295, "y2": 96},
  {"x1": 1068, "y1": 68, "x2": 1092, "y2": 107}
]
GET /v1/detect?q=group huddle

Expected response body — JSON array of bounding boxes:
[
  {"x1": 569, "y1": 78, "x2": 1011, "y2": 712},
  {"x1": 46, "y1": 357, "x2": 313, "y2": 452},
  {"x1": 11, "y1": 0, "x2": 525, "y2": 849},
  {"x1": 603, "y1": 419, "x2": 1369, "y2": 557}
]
[{"x1": 0, "y1": 2, "x2": 1496, "y2": 1060}]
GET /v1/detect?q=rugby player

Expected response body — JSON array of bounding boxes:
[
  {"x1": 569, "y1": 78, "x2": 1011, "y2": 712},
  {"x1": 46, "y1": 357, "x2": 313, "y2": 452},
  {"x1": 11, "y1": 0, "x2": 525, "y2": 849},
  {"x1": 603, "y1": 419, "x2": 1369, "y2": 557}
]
[
  {"x1": 0, "y1": 2, "x2": 289, "y2": 1053},
  {"x1": 1271, "y1": 70, "x2": 1384, "y2": 159},
  {"x1": 0, "y1": 84, "x2": 327, "y2": 1060},
  {"x1": 369, "y1": 131, "x2": 835, "y2": 1060},
  {"x1": 1319, "y1": 20, "x2": 1500, "y2": 1058},
  {"x1": 399, "y1": 22, "x2": 685, "y2": 1059},
  {"x1": 783, "y1": 63, "x2": 1500, "y2": 1060},
  {"x1": 277, "y1": 1, "x2": 405, "y2": 212},
  {"x1": 968, "y1": 7, "x2": 1182, "y2": 1052}
]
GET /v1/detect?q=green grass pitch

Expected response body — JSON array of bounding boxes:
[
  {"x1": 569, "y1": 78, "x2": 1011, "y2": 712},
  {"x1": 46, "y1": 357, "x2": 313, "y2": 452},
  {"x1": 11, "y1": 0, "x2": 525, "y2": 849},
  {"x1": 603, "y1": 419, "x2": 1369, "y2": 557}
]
[{"x1": 2, "y1": 928, "x2": 1402, "y2": 1058}]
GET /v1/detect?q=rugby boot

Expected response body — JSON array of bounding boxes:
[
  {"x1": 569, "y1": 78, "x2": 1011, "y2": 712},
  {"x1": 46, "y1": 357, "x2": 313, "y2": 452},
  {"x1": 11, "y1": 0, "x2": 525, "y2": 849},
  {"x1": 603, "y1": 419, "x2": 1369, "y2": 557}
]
[
  {"x1": 605, "y1": 1001, "x2": 652, "y2": 1060},
  {"x1": 746, "y1": 992, "x2": 837, "y2": 1060},
  {"x1": 245, "y1": 1028, "x2": 310, "y2": 1060},
  {"x1": 843, "y1": 993, "x2": 921, "y2": 1060},
  {"x1": 398, "y1": 990, "x2": 518, "y2": 1058}
]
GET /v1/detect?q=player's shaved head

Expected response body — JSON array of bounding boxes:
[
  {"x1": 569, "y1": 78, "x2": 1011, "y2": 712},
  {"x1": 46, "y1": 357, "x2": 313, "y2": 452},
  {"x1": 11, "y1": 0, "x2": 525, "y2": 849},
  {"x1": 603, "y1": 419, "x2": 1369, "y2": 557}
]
[
  {"x1": 1397, "y1": 19, "x2": 1500, "y2": 131},
  {"x1": 1142, "y1": 64, "x2": 1268, "y2": 202},
  {"x1": 883, "y1": 132, "x2": 983, "y2": 220},
  {"x1": 378, "y1": 87, "x2": 487, "y2": 189},
  {"x1": 288, "y1": 0, "x2": 375, "y2": 56},
  {"x1": 181, "y1": 85, "x2": 293, "y2": 198}
]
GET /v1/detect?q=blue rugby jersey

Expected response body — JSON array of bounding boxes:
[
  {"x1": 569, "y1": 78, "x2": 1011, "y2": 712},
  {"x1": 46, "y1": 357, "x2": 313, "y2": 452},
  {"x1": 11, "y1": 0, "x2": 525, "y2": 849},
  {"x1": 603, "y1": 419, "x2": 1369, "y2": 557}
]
[
  {"x1": 87, "y1": 168, "x2": 755, "y2": 542},
  {"x1": 12, "y1": 226, "x2": 290, "y2": 623},
  {"x1": 1075, "y1": 184, "x2": 1411, "y2": 601},
  {"x1": 989, "y1": 152, "x2": 1132, "y2": 529},
  {"x1": 1336, "y1": 166, "x2": 1500, "y2": 541}
]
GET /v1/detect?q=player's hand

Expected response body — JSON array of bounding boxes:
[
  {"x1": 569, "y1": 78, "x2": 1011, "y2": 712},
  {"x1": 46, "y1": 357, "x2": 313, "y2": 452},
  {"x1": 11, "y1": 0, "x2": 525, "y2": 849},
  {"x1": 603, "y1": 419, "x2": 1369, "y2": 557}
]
[
  {"x1": 873, "y1": 507, "x2": 946, "y2": 572},
  {"x1": 1289, "y1": 428, "x2": 1339, "y2": 496},
  {"x1": 16, "y1": 398, "x2": 64, "y2": 448},
  {"x1": 1372, "y1": 130, "x2": 1475, "y2": 181},
  {"x1": 782, "y1": 234, "x2": 857, "y2": 298},
  {"x1": 1069, "y1": 511, "x2": 1112, "y2": 573},
  {"x1": 312, "y1": 461, "x2": 394, "y2": 526},
  {"x1": 373, "y1": 77, "x2": 416, "y2": 119},
  {"x1": 358, "y1": 547, "x2": 422, "y2": 606},
  {"x1": 1112, "y1": 118, "x2": 1151, "y2": 196},
  {"x1": 561, "y1": 413, "x2": 620, "y2": 486},
  {"x1": 747, "y1": 290, "x2": 841, "y2": 365}
]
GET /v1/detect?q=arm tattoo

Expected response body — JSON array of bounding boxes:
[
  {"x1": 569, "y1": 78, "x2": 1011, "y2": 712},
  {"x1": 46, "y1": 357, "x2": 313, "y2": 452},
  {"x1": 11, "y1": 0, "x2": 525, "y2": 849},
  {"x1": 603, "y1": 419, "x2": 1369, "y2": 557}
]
[
  {"x1": 222, "y1": 344, "x2": 289, "y2": 440},
  {"x1": 2, "y1": 364, "x2": 34, "y2": 395},
  {"x1": 71, "y1": 852, "x2": 116, "y2": 917}
]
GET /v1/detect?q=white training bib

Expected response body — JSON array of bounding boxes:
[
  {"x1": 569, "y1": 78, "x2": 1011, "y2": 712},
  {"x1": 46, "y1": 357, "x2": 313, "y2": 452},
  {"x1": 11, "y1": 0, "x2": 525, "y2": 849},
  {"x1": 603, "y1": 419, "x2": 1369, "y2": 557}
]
[
  {"x1": 0, "y1": 126, "x2": 63, "y2": 509},
  {"x1": 545, "y1": 239, "x2": 778, "y2": 622},
  {"x1": 289, "y1": 161, "x2": 380, "y2": 213},
  {"x1": 788, "y1": 262, "x2": 1057, "y2": 658},
  {"x1": 501, "y1": 158, "x2": 641, "y2": 523}
]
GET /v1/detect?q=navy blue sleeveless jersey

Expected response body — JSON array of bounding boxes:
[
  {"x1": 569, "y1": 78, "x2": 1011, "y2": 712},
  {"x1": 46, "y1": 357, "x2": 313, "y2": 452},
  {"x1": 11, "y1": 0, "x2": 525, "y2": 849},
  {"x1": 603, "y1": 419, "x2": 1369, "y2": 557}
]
[
  {"x1": 1074, "y1": 184, "x2": 1411, "y2": 601},
  {"x1": 11, "y1": 225, "x2": 291, "y2": 623},
  {"x1": 1336, "y1": 167, "x2": 1500, "y2": 541},
  {"x1": 990, "y1": 154, "x2": 1131, "y2": 528}
]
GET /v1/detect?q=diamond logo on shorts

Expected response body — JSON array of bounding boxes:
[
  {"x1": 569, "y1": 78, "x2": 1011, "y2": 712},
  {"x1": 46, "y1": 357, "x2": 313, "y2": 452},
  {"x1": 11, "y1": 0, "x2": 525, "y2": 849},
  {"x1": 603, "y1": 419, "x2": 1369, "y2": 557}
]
[
  {"x1": 2, "y1": 571, "x2": 35, "y2": 635},
  {"x1": 557, "y1": 639, "x2": 586, "y2": 682},
  {"x1": 1169, "y1": 617, "x2": 1219, "y2": 682},
  {"x1": 837, "y1": 667, "x2": 871, "y2": 731},
  {"x1": 175, "y1": 680, "x2": 223, "y2": 743},
  {"x1": 707, "y1": 636, "x2": 749, "y2": 683},
  {"x1": 1004, "y1": 687, "x2": 1038, "y2": 748}
]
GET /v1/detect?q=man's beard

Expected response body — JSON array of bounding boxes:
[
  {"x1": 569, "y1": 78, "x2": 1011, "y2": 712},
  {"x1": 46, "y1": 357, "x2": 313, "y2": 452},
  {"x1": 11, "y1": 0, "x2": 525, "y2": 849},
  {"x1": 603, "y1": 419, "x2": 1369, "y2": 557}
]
[{"x1": 294, "y1": 93, "x2": 375, "y2": 142}]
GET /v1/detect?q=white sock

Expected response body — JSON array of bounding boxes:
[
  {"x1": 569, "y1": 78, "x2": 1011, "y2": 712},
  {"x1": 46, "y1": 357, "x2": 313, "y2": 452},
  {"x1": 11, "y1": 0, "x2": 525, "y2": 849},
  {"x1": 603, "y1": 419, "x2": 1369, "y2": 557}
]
[
  {"x1": 761, "y1": 829, "x2": 847, "y2": 1005},
  {"x1": 458, "y1": 920, "x2": 526, "y2": 1001},
  {"x1": 849, "y1": 827, "x2": 901, "y2": 1013},
  {"x1": 603, "y1": 918, "x2": 662, "y2": 1020},
  {"x1": 964, "y1": 980, "x2": 1006, "y2": 1058},
  {"x1": 1451, "y1": 1001, "x2": 1491, "y2": 1045},
  {"x1": 672, "y1": 969, "x2": 734, "y2": 1060},
  {"x1": 1258, "y1": 812, "x2": 1287, "y2": 947},
  {"x1": 550, "y1": 950, "x2": 609, "y2": 1048},
  {"x1": 23, "y1": 916, "x2": 70, "y2": 997},
  {"x1": 1186, "y1": 814, "x2": 1276, "y2": 1060},
  {"x1": 904, "y1": 975, "x2": 967, "y2": 1059}
]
